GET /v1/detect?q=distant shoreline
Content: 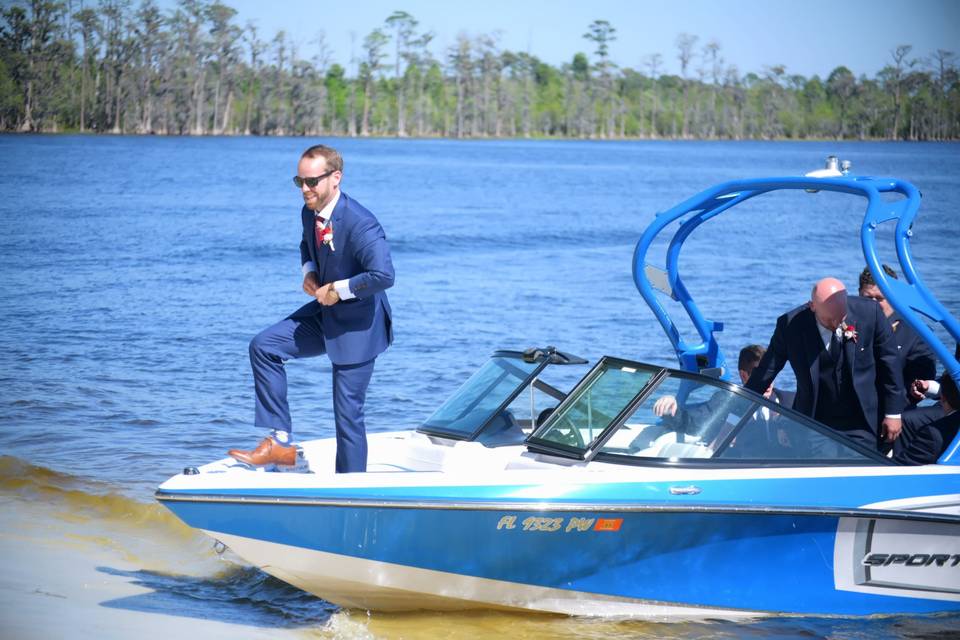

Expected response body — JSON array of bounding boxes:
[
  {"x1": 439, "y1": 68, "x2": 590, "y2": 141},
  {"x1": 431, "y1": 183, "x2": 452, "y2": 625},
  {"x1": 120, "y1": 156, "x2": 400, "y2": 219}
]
[{"x1": 2, "y1": 131, "x2": 956, "y2": 143}]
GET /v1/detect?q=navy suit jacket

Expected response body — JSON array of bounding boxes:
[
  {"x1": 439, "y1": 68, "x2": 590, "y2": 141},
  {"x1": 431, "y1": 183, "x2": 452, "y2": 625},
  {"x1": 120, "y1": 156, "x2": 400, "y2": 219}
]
[
  {"x1": 888, "y1": 311, "x2": 937, "y2": 402},
  {"x1": 746, "y1": 296, "x2": 905, "y2": 434},
  {"x1": 893, "y1": 409, "x2": 960, "y2": 465},
  {"x1": 295, "y1": 191, "x2": 394, "y2": 365}
]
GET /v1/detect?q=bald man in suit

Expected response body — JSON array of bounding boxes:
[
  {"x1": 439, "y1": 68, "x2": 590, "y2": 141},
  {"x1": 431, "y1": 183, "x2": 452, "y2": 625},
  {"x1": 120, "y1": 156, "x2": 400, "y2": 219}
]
[{"x1": 746, "y1": 278, "x2": 904, "y2": 453}]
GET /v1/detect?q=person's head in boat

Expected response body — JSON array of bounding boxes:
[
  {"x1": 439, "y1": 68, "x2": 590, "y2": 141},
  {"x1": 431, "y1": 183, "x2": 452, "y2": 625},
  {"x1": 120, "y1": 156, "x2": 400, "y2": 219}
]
[
  {"x1": 296, "y1": 144, "x2": 343, "y2": 213},
  {"x1": 858, "y1": 264, "x2": 897, "y2": 318},
  {"x1": 738, "y1": 344, "x2": 771, "y2": 396},
  {"x1": 810, "y1": 277, "x2": 848, "y2": 332}
]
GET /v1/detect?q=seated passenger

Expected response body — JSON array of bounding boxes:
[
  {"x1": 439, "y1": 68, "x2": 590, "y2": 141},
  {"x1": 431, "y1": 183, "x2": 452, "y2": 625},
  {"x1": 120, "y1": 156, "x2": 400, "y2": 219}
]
[
  {"x1": 653, "y1": 345, "x2": 793, "y2": 414},
  {"x1": 893, "y1": 373, "x2": 960, "y2": 465},
  {"x1": 902, "y1": 342, "x2": 959, "y2": 425},
  {"x1": 907, "y1": 341, "x2": 959, "y2": 403},
  {"x1": 653, "y1": 345, "x2": 795, "y2": 449}
]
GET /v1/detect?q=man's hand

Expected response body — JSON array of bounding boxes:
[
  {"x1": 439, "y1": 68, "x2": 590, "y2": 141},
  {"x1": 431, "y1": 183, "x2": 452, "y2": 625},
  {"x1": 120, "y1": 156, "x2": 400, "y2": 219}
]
[
  {"x1": 908, "y1": 379, "x2": 929, "y2": 402},
  {"x1": 882, "y1": 416, "x2": 902, "y2": 443},
  {"x1": 315, "y1": 283, "x2": 340, "y2": 306},
  {"x1": 303, "y1": 272, "x2": 320, "y2": 297},
  {"x1": 653, "y1": 396, "x2": 678, "y2": 417}
]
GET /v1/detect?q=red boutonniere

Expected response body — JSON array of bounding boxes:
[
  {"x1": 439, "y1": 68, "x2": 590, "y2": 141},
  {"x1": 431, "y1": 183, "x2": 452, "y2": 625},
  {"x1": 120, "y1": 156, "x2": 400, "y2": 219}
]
[
  {"x1": 842, "y1": 322, "x2": 858, "y2": 343},
  {"x1": 316, "y1": 219, "x2": 335, "y2": 252}
]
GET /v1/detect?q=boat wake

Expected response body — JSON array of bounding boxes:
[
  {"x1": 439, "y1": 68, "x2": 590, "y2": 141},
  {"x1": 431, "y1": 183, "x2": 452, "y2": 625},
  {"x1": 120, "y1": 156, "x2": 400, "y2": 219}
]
[
  {"x1": 0, "y1": 455, "x2": 338, "y2": 629},
  {"x1": 0, "y1": 454, "x2": 194, "y2": 537}
]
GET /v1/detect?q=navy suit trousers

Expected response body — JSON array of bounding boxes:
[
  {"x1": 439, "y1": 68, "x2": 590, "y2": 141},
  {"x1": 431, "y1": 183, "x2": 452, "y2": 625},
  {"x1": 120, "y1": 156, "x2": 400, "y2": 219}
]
[{"x1": 249, "y1": 313, "x2": 375, "y2": 473}]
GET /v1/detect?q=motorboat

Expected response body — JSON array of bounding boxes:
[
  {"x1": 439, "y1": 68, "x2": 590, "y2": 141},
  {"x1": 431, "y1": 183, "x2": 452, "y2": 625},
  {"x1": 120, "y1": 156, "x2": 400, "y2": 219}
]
[{"x1": 157, "y1": 159, "x2": 960, "y2": 617}]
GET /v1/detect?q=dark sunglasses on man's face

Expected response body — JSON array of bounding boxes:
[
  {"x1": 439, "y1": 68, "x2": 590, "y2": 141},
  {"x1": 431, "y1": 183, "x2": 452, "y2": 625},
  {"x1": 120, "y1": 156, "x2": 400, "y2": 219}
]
[{"x1": 293, "y1": 170, "x2": 335, "y2": 188}]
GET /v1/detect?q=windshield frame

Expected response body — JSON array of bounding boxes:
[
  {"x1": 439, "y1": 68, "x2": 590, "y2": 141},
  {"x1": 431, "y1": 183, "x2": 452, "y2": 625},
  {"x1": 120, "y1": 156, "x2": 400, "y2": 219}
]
[
  {"x1": 417, "y1": 350, "x2": 551, "y2": 442},
  {"x1": 525, "y1": 357, "x2": 666, "y2": 460},
  {"x1": 526, "y1": 356, "x2": 895, "y2": 467}
]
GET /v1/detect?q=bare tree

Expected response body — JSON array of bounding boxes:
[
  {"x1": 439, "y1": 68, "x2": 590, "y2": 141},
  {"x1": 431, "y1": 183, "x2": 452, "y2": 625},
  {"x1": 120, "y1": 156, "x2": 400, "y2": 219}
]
[
  {"x1": 675, "y1": 32, "x2": 698, "y2": 137},
  {"x1": 702, "y1": 40, "x2": 722, "y2": 138},
  {"x1": 643, "y1": 53, "x2": 661, "y2": 138},
  {"x1": 888, "y1": 45, "x2": 914, "y2": 139},
  {"x1": 476, "y1": 32, "x2": 501, "y2": 136},
  {"x1": 359, "y1": 27, "x2": 387, "y2": 136},
  {"x1": 73, "y1": 6, "x2": 99, "y2": 132},
  {"x1": 310, "y1": 30, "x2": 331, "y2": 134},
  {"x1": 240, "y1": 21, "x2": 262, "y2": 134},
  {"x1": 583, "y1": 19, "x2": 617, "y2": 137},
  {"x1": 385, "y1": 10, "x2": 416, "y2": 137},
  {"x1": 447, "y1": 32, "x2": 472, "y2": 138},
  {"x1": 207, "y1": 1, "x2": 240, "y2": 134},
  {"x1": 930, "y1": 49, "x2": 956, "y2": 140}
]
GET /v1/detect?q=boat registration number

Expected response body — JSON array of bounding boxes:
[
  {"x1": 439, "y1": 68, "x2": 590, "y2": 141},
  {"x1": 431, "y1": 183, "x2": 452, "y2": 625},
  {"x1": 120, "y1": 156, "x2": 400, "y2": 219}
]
[{"x1": 496, "y1": 515, "x2": 623, "y2": 533}]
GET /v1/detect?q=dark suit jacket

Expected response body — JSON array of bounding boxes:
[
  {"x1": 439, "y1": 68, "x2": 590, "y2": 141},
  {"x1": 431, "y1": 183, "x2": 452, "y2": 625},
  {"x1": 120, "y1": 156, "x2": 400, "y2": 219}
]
[
  {"x1": 770, "y1": 388, "x2": 796, "y2": 411},
  {"x1": 746, "y1": 296, "x2": 904, "y2": 434},
  {"x1": 294, "y1": 191, "x2": 394, "y2": 365},
  {"x1": 893, "y1": 410, "x2": 960, "y2": 465},
  {"x1": 888, "y1": 311, "x2": 937, "y2": 402},
  {"x1": 902, "y1": 403, "x2": 946, "y2": 432}
]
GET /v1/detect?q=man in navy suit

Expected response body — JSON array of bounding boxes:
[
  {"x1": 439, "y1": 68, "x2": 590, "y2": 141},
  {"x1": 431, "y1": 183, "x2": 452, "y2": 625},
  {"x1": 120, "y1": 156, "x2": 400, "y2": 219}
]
[
  {"x1": 229, "y1": 144, "x2": 394, "y2": 472},
  {"x1": 894, "y1": 373, "x2": 960, "y2": 465},
  {"x1": 746, "y1": 278, "x2": 905, "y2": 453},
  {"x1": 858, "y1": 265, "x2": 937, "y2": 406}
]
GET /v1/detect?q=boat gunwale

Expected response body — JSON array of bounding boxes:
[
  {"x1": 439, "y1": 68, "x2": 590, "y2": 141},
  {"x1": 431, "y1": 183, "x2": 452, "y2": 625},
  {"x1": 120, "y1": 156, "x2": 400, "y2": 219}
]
[{"x1": 153, "y1": 491, "x2": 960, "y2": 524}]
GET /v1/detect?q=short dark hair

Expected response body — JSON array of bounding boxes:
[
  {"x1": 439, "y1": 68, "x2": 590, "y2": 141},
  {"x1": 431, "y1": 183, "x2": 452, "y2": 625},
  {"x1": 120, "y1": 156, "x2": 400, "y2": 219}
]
[
  {"x1": 859, "y1": 264, "x2": 897, "y2": 291},
  {"x1": 301, "y1": 144, "x2": 343, "y2": 172},
  {"x1": 940, "y1": 373, "x2": 959, "y2": 412},
  {"x1": 738, "y1": 344, "x2": 766, "y2": 371}
]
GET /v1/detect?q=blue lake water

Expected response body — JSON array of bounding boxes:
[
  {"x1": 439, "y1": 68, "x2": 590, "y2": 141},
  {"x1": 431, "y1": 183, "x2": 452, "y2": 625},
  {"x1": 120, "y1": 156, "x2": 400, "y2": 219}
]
[{"x1": 1, "y1": 135, "x2": 958, "y2": 638}]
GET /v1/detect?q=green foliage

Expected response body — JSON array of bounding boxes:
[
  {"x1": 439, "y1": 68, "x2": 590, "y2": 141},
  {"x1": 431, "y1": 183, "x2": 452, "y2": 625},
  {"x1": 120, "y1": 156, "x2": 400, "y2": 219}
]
[{"x1": 0, "y1": 1, "x2": 956, "y2": 139}]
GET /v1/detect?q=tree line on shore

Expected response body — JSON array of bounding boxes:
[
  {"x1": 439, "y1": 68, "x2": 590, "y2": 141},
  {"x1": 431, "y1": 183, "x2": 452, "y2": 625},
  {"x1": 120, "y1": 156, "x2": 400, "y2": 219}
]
[{"x1": 1, "y1": 0, "x2": 958, "y2": 140}]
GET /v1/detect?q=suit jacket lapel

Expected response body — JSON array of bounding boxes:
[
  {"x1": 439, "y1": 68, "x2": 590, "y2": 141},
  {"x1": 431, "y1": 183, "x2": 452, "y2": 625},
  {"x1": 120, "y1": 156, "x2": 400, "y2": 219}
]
[
  {"x1": 319, "y1": 192, "x2": 347, "y2": 285},
  {"x1": 842, "y1": 312, "x2": 857, "y2": 375},
  {"x1": 303, "y1": 207, "x2": 319, "y2": 267}
]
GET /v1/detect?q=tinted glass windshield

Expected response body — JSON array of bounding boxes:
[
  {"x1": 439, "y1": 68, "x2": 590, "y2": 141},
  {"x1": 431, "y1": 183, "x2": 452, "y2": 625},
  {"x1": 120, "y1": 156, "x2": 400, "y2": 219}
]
[
  {"x1": 420, "y1": 356, "x2": 541, "y2": 439},
  {"x1": 598, "y1": 373, "x2": 878, "y2": 463},
  {"x1": 531, "y1": 360, "x2": 654, "y2": 451}
]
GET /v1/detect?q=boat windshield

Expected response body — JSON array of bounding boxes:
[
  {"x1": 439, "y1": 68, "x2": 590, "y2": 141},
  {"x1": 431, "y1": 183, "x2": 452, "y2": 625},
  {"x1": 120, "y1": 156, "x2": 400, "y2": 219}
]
[
  {"x1": 527, "y1": 358, "x2": 655, "y2": 452},
  {"x1": 527, "y1": 358, "x2": 888, "y2": 465},
  {"x1": 419, "y1": 354, "x2": 544, "y2": 441}
]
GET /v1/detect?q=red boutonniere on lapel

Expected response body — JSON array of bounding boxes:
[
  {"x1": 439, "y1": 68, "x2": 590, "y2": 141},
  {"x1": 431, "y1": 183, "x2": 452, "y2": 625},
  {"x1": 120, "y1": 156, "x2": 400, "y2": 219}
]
[
  {"x1": 841, "y1": 322, "x2": 858, "y2": 343},
  {"x1": 316, "y1": 219, "x2": 335, "y2": 252}
]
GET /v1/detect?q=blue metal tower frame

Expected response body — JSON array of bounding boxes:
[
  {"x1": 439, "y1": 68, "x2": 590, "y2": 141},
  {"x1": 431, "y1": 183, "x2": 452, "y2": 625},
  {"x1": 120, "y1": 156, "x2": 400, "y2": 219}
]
[{"x1": 632, "y1": 175, "x2": 960, "y2": 464}]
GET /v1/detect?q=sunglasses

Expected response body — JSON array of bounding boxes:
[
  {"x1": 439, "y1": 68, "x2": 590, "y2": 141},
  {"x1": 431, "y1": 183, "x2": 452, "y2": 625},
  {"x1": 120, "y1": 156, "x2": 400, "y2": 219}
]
[{"x1": 293, "y1": 170, "x2": 335, "y2": 188}]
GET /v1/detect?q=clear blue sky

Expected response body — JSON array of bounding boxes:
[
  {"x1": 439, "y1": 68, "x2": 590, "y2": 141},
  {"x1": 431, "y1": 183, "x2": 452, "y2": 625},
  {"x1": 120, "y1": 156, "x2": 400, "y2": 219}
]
[{"x1": 179, "y1": 0, "x2": 959, "y2": 78}]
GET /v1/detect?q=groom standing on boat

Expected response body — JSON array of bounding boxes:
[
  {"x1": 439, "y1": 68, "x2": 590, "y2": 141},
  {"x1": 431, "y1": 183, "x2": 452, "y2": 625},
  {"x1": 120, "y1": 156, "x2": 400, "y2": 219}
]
[
  {"x1": 746, "y1": 277, "x2": 904, "y2": 453},
  {"x1": 228, "y1": 144, "x2": 394, "y2": 472}
]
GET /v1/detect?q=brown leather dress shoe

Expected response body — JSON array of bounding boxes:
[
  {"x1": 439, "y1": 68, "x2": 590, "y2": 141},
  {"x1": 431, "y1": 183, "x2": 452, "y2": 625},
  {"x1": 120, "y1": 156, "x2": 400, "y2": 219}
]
[{"x1": 228, "y1": 437, "x2": 297, "y2": 466}]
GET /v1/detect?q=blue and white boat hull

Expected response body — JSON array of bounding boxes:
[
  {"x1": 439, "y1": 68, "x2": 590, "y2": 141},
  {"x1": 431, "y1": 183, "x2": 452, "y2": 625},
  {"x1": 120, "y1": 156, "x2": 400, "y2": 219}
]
[{"x1": 157, "y1": 433, "x2": 960, "y2": 617}]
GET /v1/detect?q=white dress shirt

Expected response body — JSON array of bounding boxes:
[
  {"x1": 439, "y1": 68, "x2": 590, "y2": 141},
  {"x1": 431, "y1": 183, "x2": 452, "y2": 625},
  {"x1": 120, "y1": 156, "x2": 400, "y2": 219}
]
[
  {"x1": 815, "y1": 321, "x2": 842, "y2": 350},
  {"x1": 300, "y1": 189, "x2": 355, "y2": 301}
]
